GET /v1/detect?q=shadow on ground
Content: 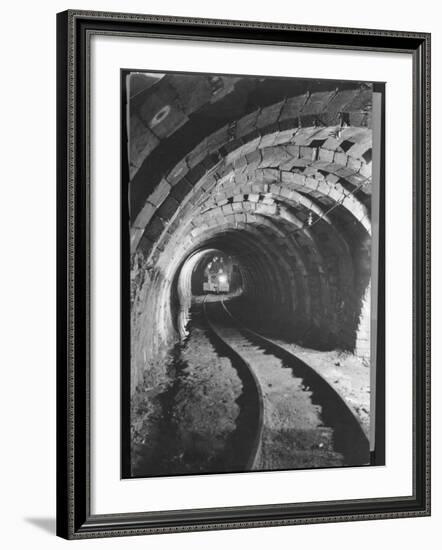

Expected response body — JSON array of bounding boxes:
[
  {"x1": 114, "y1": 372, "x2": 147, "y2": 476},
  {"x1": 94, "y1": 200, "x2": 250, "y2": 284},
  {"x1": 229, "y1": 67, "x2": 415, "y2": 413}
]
[{"x1": 25, "y1": 517, "x2": 56, "y2": 534}]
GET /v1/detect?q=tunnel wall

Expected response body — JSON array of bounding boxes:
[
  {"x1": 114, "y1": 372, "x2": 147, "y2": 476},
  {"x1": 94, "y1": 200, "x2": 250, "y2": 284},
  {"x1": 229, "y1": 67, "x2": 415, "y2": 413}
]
[
  {"x1": 130, "y1": 252, "x2": 177, "y2": 393},
  {"x1": 355, "y1": 284, "x2": 371, "y2": 361},
  {"x1": 127, "y1": 75, "x2": 375, "y2": 396}
]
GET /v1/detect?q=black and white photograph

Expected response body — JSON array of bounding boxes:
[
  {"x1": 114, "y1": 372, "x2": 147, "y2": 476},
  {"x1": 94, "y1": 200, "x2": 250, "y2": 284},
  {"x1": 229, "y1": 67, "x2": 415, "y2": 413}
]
[
  {"x1": 123, "y1": 71, "x2": 385, "y2": 479},
  {"x1": 0, "y1": 0, "x2": 436, "y2": 545}
]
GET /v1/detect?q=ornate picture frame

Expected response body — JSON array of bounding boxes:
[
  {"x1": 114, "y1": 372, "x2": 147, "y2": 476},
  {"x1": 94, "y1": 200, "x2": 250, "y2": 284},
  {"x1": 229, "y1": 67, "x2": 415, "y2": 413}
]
[{"x1": 56, "y1": 10, "x2": 430, "y2": 539}]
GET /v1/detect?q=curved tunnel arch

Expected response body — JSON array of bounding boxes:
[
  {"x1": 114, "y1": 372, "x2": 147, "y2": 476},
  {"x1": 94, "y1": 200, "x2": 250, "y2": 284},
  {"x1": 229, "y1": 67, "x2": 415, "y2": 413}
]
[{"x1": 129, "y1": 74, "x2": 373, "y2": 393}]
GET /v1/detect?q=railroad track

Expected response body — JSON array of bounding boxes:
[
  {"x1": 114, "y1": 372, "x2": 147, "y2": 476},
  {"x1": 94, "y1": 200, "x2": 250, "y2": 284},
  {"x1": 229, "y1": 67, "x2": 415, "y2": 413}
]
[
  {"x1": 202, "y1": 296, "x2": 264, "y2": 470},
  {"x1": 202, "y1": 297, "x2": 370, "y2": 472}
]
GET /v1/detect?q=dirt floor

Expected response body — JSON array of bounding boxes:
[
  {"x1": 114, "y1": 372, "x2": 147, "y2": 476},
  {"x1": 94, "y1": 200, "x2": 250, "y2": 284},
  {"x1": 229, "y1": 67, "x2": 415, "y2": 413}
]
[
  {"x1": 131, "y1": 314, "x2": 244, "y2": 476},
  {"x1": 175, "y1": 324, "x2": 243, "y2": 470},
  {"x1": 270, "y1": 339, "x2": 371, "y2": 437},
  {"x1": 131, "y1": 298, "x2": 371, "y2": 476}
]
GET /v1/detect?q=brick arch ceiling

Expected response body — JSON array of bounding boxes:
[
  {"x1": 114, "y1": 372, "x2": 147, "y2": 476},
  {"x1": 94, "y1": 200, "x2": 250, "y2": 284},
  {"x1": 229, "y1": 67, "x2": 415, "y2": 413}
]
[{"x1": 129, "y1": 76, "x2": 373, "y2": 371}]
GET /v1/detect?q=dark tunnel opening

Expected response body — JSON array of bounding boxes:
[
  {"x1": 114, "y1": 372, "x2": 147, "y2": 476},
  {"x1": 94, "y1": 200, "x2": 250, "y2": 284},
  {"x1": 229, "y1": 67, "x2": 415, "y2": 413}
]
[{"x1": 167, "y1": 208, "x2": 371, "y2": 352}]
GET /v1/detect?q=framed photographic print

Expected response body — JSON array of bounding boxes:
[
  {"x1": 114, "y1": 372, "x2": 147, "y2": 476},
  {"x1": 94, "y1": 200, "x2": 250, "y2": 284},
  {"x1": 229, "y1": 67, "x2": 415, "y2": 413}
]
[{"x1": 56, "y1": 10, "x2": 430, "y2": 539}]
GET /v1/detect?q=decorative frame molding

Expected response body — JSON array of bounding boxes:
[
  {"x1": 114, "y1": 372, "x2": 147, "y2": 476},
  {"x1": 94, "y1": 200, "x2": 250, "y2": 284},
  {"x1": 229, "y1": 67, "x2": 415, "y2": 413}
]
[{"x1": 56, "y1": 9, "x2": 430, "y2": 539}]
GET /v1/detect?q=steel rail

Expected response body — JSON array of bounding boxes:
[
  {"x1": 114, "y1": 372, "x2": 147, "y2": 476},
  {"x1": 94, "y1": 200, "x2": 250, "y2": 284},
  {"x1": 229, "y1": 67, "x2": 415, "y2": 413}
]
[{"x1": 220, "y1": 298, "x2": 370, "y2": 463}]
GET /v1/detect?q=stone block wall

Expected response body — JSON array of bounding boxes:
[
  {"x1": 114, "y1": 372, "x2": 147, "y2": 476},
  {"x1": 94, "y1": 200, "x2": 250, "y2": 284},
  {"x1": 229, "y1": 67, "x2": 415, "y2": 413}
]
[{"x1": 127, "y1": 74, "x2": 375, "y2": 395}]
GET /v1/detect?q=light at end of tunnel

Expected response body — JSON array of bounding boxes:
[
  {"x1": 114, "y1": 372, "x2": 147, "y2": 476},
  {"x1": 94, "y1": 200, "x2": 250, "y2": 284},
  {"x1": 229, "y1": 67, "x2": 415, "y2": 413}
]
[{"x1": 218, "y1": 274, "x2": 228, "y2": 284}]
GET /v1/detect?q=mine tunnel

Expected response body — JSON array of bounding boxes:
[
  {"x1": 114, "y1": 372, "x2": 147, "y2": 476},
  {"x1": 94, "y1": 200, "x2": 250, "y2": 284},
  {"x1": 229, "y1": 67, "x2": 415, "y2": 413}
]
[{"x1": 127, "y1": 71, "x2": 375, "y2": 477}]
